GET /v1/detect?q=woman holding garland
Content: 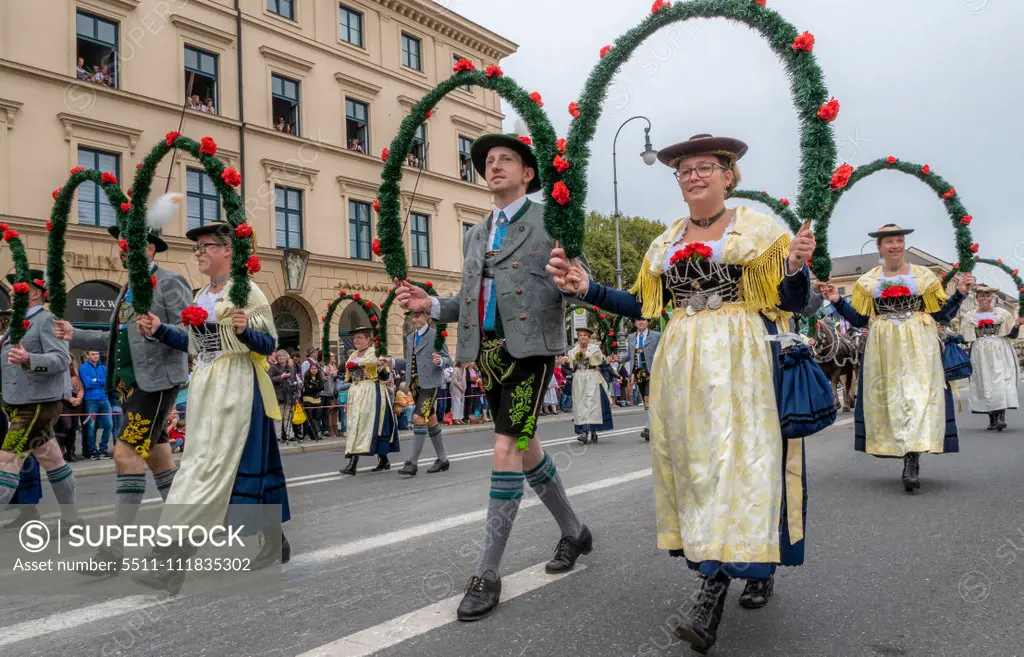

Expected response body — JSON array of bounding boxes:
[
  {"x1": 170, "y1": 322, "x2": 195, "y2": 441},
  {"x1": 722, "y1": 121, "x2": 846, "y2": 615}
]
[
  {"x1": 338, "y1": 327, "x2": 399, "y2": 475},
  {"x1": 567, "y1": 326, "x2": 614, "y2": 444},
  {"x1": 958, "y1": 285, "x2": 1022, "y2": 431},
  {"x1": 820, "y1": 225, "x2": 973, "y2": 492},
  {"x1": 548, "y1": 134, "x2": 815, "y2": 654}
]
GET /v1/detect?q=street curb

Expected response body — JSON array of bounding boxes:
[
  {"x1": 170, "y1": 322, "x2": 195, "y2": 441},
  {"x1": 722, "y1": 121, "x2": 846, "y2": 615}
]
[{"x1": 67, "y1": 406, "x2": 646, "y2": 478}]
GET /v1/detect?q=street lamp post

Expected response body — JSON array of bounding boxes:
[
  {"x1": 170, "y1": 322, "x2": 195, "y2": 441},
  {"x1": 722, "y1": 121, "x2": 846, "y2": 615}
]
[{"x1": 612, "y1": 116, "x2": 658, "y2": 290}]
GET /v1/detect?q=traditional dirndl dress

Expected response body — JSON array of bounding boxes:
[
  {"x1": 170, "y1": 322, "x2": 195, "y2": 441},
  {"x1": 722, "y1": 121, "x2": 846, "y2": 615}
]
[
  {"x1": 567, "y1": 344, "x2": 613, "y2": 434},
  {"x1": 343, "y1": 352, "x2": 400, "y2": 457},
  {"x1": 961, "y1": 308, "x2": 1020, "y2": 414}
]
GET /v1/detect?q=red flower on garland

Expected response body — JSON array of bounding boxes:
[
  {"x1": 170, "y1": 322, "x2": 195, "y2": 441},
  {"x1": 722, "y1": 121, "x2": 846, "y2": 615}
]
[
  {"x1": 321, "y1": 315, "x2": 326, "y2": 322},
  {"x1": 452, "y1": 58, "x2": 476, "y2": 73},
  {"x1": 441, "y1": 330, "x2": 448, "y2": 338},
  {"x1": 591, "y1": 306, "x2": 598, "y2": 311},
  {"x1": 978, "y1": 319, "x2": 995, "y2": 328},
  {"x1": 830, "y1": 163, "x2": 854, "y2": 190},
  {"x1": 569, "y1": 101, "x2": 581, "y2": 118},
  {"x1": 70, "y1": 166, "x2": 86, "y2": 175},
  {"x1": 791, "y1": 31, "x2": 815, "y2": 52},
  {"x1": 235, "y1": 223, "x2": 253, "y2": 238},
  {"x1": 221, "y1": 168, "x2": 242, "y2": 187},
  {"x1": 651, "y1": 0, "x2": 671, "y2": 13},
  {"x1": 373, "y1": 199, "x2": 380, "y2": 212},
  {"x1": 200, "y1": 136, "x2": 217, "y2": 156},
  {"x1": 551, "y1": 181, "x2": 571, "y2": 205},
  {"x1": 817, "y1": 97, "x2": 840, "y2": 123},
  {"x1": 52, "y1": 188, "x2": 61, "y2": 200},
  {"x1": 611, "y1": 341, "x2": 618, "y2": 348},
  {"x1": 150, "y1": 275, "x2": 158, "y2": 289},
  {"x1": 670, "y1": 242, "x2": 713, "y2": 265},
  {"x1": 425, "y1": 110, "x2": 433, "y2": 119},
  {"x1": 126, "y1": 190, "x2": 132, "y2": 197},
  {"x1": 135, "y1": 163, "x2": 143, "y2": 170},
  {"x1": 363, "y1": 301, "x2": 372, "y2": 309},
  {"x1": 339, "y1": 289, "x2": 347, "y2": 296},
  {"x1": 997, "y1": 258, "x2": 1003, "y2": 263},
  {"x1": 969, "y1": 243, "x2": 979, "y2": 253},
  {"x1": 886, "y1": 155, "x2": 897, "y2": 164},
  {"x1": 880, "y1": 285, "x2": 912, "y2": 299},
  {"x1": 780, "y1": 198, "x2": 790, "y2": 206},
  {"x1": 371, "y1": 238, "x2": 382, "y2": 256},
  {"x1": 165, "y1": 131, "x2": 181, "y2": 146},
  {"x1": 12, "y1": 282, "x2": 29, "y2": 294},
  {"x1": 960, "y1": 215, "x2": 972, "y2": 225},
  {"x1": 1012, "y1": 268, "x2": 1020, "y2": 276},
  {"x1": 609, "y1": 330, "x2": 615, "y2": 336},
  {"x1": 599, "y1": 314, "x2": 606, "y2": 319},
  {"x1": 753, "y1": 0, "x2": 766, "y2": 5},
  {"x1": 353, "y1": 293, "x2": 361, "y2": 301},
  {"x1": 45, "y1": 220, "x2": 53, "y2": 232},
  {"x1": 181, "y1": 306, "x2": 209, "y2": 327},
  {"x1": 942, "y1": 188, "x2": 956, "y2": 199},
  {"x1": 485, "y1": 65, "x2": 503, "y2": 77},
  {"x1": 381, "y1": 148, "x2": 390, "y2": 162},
  {"x1": 553, "y1": 155, "x2": 570, "y2": 173},
  {"x1": 425, "y1": 281, "x2": 433, "y2": 288},
  {"x1": 245, "y1": 255, "x2": 261, "y2": 274},
  {"x1": 600, "y1": 45, "x2": 612, "y2": 58},
  {"x1": 529, "y1": 92, "x2": 544, "y2": 107},
  {"x1": 920, "y1": 164, "x2": 931, "y2": 175},
  {"x1": 120, "y1": 202, "x2": 132, "y2": 213},
  {"x1": 661, "y1": 308, "x2": 668, "y2": 316},
  {"x1": 118, "y1": 239, "x2": 128, "y2": 252},
  {"x1": 518, "y1": 136, "x2": 533, "y2": 146},
  {"x1": 953, "y1": 263, "x2": 959, "y2": 269},
  {"x1": 556, "y1": 138, "x2": 567, "y2": 154},
  {"x1": 3, "y1": 229, "x2": 19, "y2": 241},
  {"x1": 370, "y1": 315, "x2": 378, "y2": 322},
  {"x1": 22, "y1": 320, "x2": 31, "y2": 330},
  {"x1": 0, "y1": 223, "x2": 9, "y2": 232}
]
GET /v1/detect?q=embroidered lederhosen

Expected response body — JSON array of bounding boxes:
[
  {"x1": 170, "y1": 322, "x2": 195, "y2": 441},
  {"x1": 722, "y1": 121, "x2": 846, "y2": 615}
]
[{"x1": 477, "y1": 337, "x2": 552, "y2": 450}]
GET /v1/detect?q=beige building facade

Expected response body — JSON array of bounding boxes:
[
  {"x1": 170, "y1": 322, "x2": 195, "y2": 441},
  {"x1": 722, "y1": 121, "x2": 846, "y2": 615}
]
[{"x1": 0, "y1": 0, "x2": 514, "y2": 357}]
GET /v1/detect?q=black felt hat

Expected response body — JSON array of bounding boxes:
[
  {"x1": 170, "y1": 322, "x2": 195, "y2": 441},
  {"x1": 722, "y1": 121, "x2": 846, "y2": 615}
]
[
  {"x1": 867, "y1": 224, "x2": 915, "y2": 238},
  {"x1": 6, "y1": 269, "x2": 47, "y2": 291},
  {"x1": 184, "y1": 219, "x2": 234, "y2": 242},
  {"x1": 470, "y1": 134, "x2": 541, "y2": 194},
  {"x1": 107, "y1": 224, "x2": 169, "y2": 253},
  {"x1": 656, "y1": 133, "x2": 748, "y2": 168}
]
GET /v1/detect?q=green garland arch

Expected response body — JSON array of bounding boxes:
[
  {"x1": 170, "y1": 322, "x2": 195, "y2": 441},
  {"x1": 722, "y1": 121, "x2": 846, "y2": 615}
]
[
  {"x1": 1, "y1": 228, "x2": 33, "y2": 345},
  {"x1": 566, "y1": 0, "x2": 837, "y2": 263},
  {"x1": 376, "y1": 70, "x2": 559, "y2": 280},
  {"x1": 941, "y1": 257, "x2": 1024, "y2": 317},
  {"x1": 321, "y1": 292, "x2": 385, "y2": 359},
  {"x1": 732, "y1": 190, "x2": 803, "y2": 234},
  {"x1": 377, "y1": 281, "x2": 447, "y2": 355},
  {"x1": 818, "y1": 157, "x2": 977, "y2": 280}
]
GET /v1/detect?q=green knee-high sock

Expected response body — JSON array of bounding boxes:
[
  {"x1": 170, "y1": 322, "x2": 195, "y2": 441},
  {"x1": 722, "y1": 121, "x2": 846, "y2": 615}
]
[
  {"x1": 524, "y1": 452, "x2": 583, "y2": 538},
  {"x1": 112, "y1": 473, "x2": 146, "y2": 557},
  {"x1": 152, "y1": 467, "x2": 178, "y2": 501},
  {"x1": 0, "y1": 470, "x2": 19, "y2": 506},
  {"x1": 46, "y1": 464, "x2": 79, "y2": 520},
  {"x1": 475, "y1": 471, "x2": 524, "y2": 576}
]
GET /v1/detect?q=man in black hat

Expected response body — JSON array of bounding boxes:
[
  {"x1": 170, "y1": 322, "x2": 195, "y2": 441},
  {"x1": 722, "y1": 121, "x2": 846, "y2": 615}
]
[
  {"x1": 54, "y1": 222, "x2": 192, "y2": 572},
  {"x1": 0, "y1": 272, "x2": 79, "y2": 520},
  {"x1": 396, "y1": 133, "x2": 592, "y2": 621}
]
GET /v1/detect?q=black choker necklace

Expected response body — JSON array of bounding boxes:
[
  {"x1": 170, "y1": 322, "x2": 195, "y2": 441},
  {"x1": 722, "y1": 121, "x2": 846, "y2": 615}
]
[{"x1": 689, "y1": 208, "x2": 728, "y2": 229}]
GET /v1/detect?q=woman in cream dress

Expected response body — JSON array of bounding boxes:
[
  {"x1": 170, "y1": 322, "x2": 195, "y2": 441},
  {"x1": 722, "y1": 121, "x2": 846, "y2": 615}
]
[
  {"x1": 567, "y1": 327, "x2": 613, "y2": 444},
  {"x1": 548, "y1": 134, "x2": 815, "y2": 654},
  {"x1": 822, "y1": 224, "x2": 973, "y2": 492},
  {"x1": 339, "y1": 327, "x2": 399, "y2": 475},
  {"x1": 959, "y1": 285, "x2": 1022, "y2": 431}
]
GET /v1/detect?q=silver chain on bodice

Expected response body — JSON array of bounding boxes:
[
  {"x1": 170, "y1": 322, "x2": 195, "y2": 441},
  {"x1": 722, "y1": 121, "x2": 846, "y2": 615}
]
[
  {"x1": 663, "y1": 260, "x2": 744, "y2": 316},
  {"x1": 976, "y1": 324, "x2": 1000, "y2": 338},
  {"x1": 190, "y1": 323, "x2": 222, "y2": 358},
  {"x1": 872, "y1": 295, "x2": 924, "y2": 324}
]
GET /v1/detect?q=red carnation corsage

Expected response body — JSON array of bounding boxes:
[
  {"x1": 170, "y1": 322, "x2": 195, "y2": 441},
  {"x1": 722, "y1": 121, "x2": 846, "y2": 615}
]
[
  {"x1": 669, "y1": 242, "x2": 713, "y2": 265},
  {"x1": 977, "y1": 319, "x2": 995, "y2": 328},
  {"x1": 181, "y1": 305, "x2": 209, "y2": 327},
  {"x1": 880, "y1": 285, "x2": 912, "y2": 299}
]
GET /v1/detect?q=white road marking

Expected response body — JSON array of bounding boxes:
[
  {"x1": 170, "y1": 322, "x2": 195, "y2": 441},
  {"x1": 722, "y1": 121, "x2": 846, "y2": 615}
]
[
  {"x1": 294, "y1": 562, "x2": 587, "y2": 657},
  {"x1": 0, "y1": 596, "x2": 165, "y2": 648}
]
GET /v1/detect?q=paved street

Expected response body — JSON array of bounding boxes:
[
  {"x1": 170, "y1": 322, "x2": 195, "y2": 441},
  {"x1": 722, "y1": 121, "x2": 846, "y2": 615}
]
[{"x1": 2, "y1": 400, "x2": 1023, "y2": 657}]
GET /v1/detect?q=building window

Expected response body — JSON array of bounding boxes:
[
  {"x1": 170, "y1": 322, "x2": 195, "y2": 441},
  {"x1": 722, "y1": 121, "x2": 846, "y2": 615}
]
[
  {"x1": 349, "y1": 200, "x2": 372, "y2": 260},
  {"x1": 186, "y1": 168, "x2": 221, "y2": 231},
  {"x1": 453, "y1": 55, "x2": 473, "y2": 92},
  {"x1": 75, "y1": 11, "x2": 118, "y2": 88},
  {"x1": 408, "y1": 124, "x2": 426, "y2": 169},
  {"x1": 271, "y1": 74, "x2": 300, "y2": 136},
  {"x1": 76, "y1": 147, "x2": 120, "y2": 227},
  {"x1": 184, "y1": 46, "x2": 218, "y2": 114},
  {"x1": 463, "y1": 222, "x2": 475, "y2": 240},
  {"x1": 339, "y1": 5, "x2": 363, "y2": 47},
  {"x1": 410, "y1": 213, "x2": 430, "y2": 269},
  {"x1": 275, "y1": 186, "x2": 303, "y2": 249},
  {"x1": 401, "y1": 33, "x2": 422, "y2": 71},
  {"x1": 458, "y1": 135, "x2": 475, "y2": 182},
  {"x1": 345, "y1": 98, "x2": 369, "y2": 153},
  {"x1": 267, "y1": 0, "x2": 294, "y2": 20}
]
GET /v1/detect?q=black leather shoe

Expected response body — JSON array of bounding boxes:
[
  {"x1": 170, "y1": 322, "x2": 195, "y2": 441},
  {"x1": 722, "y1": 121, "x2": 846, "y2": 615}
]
[
  {"x1": 427, "y1": 459, "x2": 450, "y2": 473},
  {"x1": 576, "y1": 434, "x2": 589, "y2": 445},
  {"x1": 641, "y1": 427, "x2": 650, "y2": 442},
  {"x1": 590, "y1": 431, "x2": 598, "y2": 443},
  {"x1": 996, "y1": 410, "x2": 1008, "y2": 432},
  {"x1": 674, "y1": 573, "x2": 730, "y2": 654},
  {"x1": 902, "y1": 453, "x2": 920, "y2": 492},
  {"x1": 251, "y1": 531, "x2": 291, "y2": 569},
  {"x1": 340, "y1": 456, "x2": 358, "y2": 475},
  {"x1": 987, "y1": 413, "x2": 998, "y2": 430},
  {"x1": 371, "y1": 456, "x2": 390, "y2": 472},
  {"x1": 545, "y1": 525, "x2": 593, "y2": 574},
  {"x1": 397, "y1": 461, "x2": 418, "y2": 476},
  {"x1": 456, "y1": 571, "x2": 501, "y2": 622},
  {"x1": 738, "y1": 576, "x2": 773, "y2": 609}
]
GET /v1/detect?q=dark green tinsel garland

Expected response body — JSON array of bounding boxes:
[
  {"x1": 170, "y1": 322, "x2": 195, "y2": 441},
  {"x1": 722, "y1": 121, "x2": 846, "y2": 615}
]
[
  {"x1": 321, "y1": 292, "x2": 384, "y2": 359},
  {"x1": 819, "y1": 157, "x2": 977, "y2": 280},
  {"x1": 941, "y1": 257, "x2": 1024, "y2": 317},
  {"x1": 376, "y1": 70, "x2": 559, "y2": 280},
  {"x1": 4, "y1": 233, "x2": 32, "y2": 344},
  {"x1": 567, "y1": 0, "x2": 837, "y2": 266},
  {"x1": 377, "y1": 282, "x2": 447, "y2": 356},
  {"x1": 732, "y1": 190, "x2": 803, "y2": 234}
]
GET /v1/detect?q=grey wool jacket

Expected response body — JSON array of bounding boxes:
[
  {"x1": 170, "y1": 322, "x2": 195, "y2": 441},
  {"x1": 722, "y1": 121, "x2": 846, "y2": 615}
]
[{"x1": 1, "y1": 308, "x2": 72, "y2": 405}]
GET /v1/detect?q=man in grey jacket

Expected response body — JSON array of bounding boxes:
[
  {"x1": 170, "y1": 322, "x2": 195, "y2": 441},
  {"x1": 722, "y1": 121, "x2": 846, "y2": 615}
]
[
  {"x1": 396, "y1": 133, "x2": 592, "y2": 622},
  {"x1": 0, "y1": 272, "x2": 77, "y2": 516},
  {"x1": 397, "y1": 309, "x2": 452, "y2": 476},
  {"x1": 54, "y1": 225, "x2": 191, "y2": 570},
  {"x1": 626, "y1": 318, "x2": 661, "y2": 442}
]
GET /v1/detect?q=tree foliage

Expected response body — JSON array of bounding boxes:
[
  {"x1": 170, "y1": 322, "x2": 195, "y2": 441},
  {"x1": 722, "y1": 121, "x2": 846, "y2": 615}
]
[{"x1": 582, "y1": 212, "x2": 666, "y2": 289}]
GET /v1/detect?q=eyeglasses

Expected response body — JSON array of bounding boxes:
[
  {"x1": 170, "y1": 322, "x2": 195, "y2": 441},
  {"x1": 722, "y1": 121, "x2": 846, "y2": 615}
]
[
  {"x1": 673, "y1": 163, "x2": 728, "y2": 181},
  {"x1": 192, "y1": 242, "x2": 225, "y2": 254}
]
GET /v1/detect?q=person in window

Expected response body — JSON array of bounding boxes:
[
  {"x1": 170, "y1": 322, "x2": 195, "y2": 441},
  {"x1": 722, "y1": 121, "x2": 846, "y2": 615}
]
[
  {"x1": 76, "y1": 57, "x2": 90, "y2": 80},
  {"x1": 204, "y1": 98, "x2": 215, "y2": 113},
  {"x1": 958, "y1": 285, "x2": 1023, "y2": 431},
  {"x1": 820, "y1": 224, "x2": 973, "y2": 492},
  {"x1": 548, "y1": 134, "x2": 815, "y2": 653},
  {"x1": 275, "y1": 117, "x2": 286, "y2": 132},
  {"x1": 91, "y1": 65, "x2": 104, "y2": 84},
  {"x1": 350, "y1": 138, "x2": 364, "y2": 153},
  {"x1": 460, "y1": 162, "x2": 470, "y2": 181},
  {"x1": 100, "y1": 66, "x2": 113, "y2": 86}
]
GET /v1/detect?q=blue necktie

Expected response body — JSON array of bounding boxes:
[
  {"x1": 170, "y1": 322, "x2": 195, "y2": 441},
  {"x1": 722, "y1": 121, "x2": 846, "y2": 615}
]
[
  {"x1": 415, "y1": 332, "x2": 421, "y2": 348},
  {"x1": 638, "y1": 333, "x2": 644, "y2": 348},
  {"x1": 482, "y1": 210, "x2": 509, "y2": 332}
]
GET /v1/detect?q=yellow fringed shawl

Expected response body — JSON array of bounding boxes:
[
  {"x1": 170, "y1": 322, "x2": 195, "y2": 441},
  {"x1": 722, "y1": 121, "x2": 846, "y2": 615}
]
[
  {"x1": 629, "y1": 206, "x2": 794, "y2": 319},
  {"x1": 850, "y1": 264, "x2": 949, "y2": 317}
]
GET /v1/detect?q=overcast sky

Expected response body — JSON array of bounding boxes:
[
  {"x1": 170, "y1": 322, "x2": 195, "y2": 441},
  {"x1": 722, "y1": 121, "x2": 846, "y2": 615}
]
[{"x1": 441, "y1": 0, "x2": 1024, "y2": 293}]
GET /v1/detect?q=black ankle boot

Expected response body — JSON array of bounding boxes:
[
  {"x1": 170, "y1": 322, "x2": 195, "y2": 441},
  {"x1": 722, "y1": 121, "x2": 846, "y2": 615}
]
[
  {"x1": 674, "y1": 572, "x2": 731, "y2": 654},
  {"x1": 987, "y1": 412, "x2": 998, "y2": 430},
  {"x1": 590, "y1": 431, "x2": 599, "y2": 443},
  {"x1": 576, "y1": 433, "x2": 589, "y2": 444},
  {"x1": 340, "y1": 455, "x2": 358, "y2": 475},
  {"x1": 738, "y1": 575, "x2": 774, "y2": 609},
  {"x1": 371, "y1": 455, "x2": 390, "y2": 472},
  {"x1": 641, "y1": 427, "x2": 650, "y2": 442},
  {"x1": 996, "y1": 410, "x2": 1008, "y2": 432},
  {"x1": 902, "y1": 453, "x2": 920, "y2": 492},
  {"x1": 251, "y1": 530, "x2": 291, "y2": 569}
]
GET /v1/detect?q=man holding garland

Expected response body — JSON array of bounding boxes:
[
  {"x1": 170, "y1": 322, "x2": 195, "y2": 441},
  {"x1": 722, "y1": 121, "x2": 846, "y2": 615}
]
[{"x1": 397, "y1": 309, "x2": 452, "y2": 476}]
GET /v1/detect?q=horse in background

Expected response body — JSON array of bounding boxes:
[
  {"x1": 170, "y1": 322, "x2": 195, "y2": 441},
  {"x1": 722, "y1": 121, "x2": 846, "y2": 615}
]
[{"x1": 811, "y1": 321, "x2": 861, "y2": 412}]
